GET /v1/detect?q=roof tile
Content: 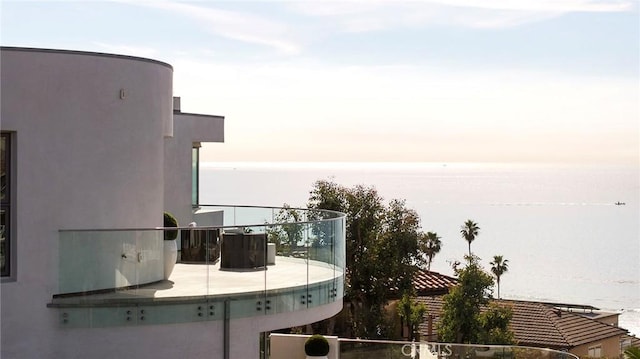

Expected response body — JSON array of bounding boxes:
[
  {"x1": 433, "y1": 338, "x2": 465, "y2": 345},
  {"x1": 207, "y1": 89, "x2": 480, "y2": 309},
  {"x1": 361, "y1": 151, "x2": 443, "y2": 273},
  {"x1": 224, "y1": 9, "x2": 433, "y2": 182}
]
[{"x1": 416, "y1": 296, "x2": 628, "y2": 349}]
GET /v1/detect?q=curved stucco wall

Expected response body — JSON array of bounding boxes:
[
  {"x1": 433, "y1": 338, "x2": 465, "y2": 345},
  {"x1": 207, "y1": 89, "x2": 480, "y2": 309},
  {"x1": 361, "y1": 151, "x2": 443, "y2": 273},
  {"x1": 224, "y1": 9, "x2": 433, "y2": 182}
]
[
  {"x1": 49, "y1": 299, "x2": 342, "y2": 358},
  {"x1": 0, "y1": 48, "x2": 173, "y2": 358},
  {"x1": 1, "y1": 47, "x2": 173, "y2": 228}
]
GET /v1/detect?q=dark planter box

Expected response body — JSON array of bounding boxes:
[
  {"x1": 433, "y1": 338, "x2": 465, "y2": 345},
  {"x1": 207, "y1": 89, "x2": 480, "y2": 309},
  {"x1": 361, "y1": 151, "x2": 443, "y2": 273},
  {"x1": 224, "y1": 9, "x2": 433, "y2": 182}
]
[
  {"x1": 180, "y1": 229, "x2": 220, "y2": 263},
  {"x1": 220, "y1": 232, "x2": 266, "y2": 271}
]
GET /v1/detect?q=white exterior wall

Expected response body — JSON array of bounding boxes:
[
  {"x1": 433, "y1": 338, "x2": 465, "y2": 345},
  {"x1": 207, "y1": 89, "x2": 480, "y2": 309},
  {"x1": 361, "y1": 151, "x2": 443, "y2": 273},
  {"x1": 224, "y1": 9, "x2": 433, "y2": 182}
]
[
  {"x1": 0, "y1": 48, "x2": 341, "y2": 359},
  {"x1": 164, "y1": 112, "x2": 224, "y2": 226},
  {"x1": 34, "y1": 300, "x2": 341, "y2": 359},
  {"x1": 0, "y1": 48, "x2": 172, "y2": 358},
  {"x1": 233, "y1": 301, "x2": 342, "y2": 358},
  {"x1": 270, "y1": 334, "x2": 339, "y2": 359}
]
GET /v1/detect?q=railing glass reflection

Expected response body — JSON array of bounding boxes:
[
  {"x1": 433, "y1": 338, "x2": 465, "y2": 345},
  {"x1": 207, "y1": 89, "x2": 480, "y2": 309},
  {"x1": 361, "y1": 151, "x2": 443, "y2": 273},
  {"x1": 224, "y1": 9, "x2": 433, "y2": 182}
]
[
  {"x1": 338, "y1": 339, "x2": 579, "y2": 359},
  {"x1": 52, "y1": 205, "x2": 345, "y2": 327}
]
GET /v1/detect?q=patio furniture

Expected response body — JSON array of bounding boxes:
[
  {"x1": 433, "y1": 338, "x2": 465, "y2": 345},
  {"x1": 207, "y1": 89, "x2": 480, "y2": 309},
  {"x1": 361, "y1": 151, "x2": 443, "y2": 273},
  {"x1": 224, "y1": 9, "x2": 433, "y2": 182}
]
[
  {"x1": 220, "y1": 232, "x2": 266, "y2": 271},
  {"x1": 180, "y1": 228, "x2": 220, "y2": 263}
]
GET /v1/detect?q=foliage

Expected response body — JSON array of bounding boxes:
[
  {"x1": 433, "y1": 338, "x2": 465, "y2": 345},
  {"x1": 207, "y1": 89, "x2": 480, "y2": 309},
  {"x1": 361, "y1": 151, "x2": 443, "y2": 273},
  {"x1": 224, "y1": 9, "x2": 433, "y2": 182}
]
[
  {"x1": 267, "y1": 204, "x2": 304, "y2": 256},
  {"x1": 460, "y1": 220, "x2": 480, "y2": 256},
  {"x1": 478, "y1": 302, "x2": 515, "y2": 344},
  {"x1": 625, "y1": 346, "x2": 640, "y2": 359},
  {"x1": 490, "y1": 255, "x2": 509, "y2": 299},
  {"x1": 398, "y1": 292, "x2": 427, "y2": 341},
  {"x1": 511, "y1": 347, "x2": 548, "y2": 359},
  {"x1": 308, "y1": 179, "x2": 348, "y2": 213},
  {"x1": 438, "y1": 255, "x2": 495, "y2": 343},
  {"x1": 307, "y1": 179, "x2": 429, "y2": 339},
  {"x1": 163, "y1": 211, "x2": 178, "y2": 240},
  {"x1": 308, "y1": 180, "x2": 382, "y2": 338},
  {"x1": 379, "y1": 199, "x2": 424, "y2": 297},
  {"x1": 305, "y1": 334, "x2": 330, "y2": 356},
  {"x1": 420, "y1": 231, "x2": 442, "y2": 270}
]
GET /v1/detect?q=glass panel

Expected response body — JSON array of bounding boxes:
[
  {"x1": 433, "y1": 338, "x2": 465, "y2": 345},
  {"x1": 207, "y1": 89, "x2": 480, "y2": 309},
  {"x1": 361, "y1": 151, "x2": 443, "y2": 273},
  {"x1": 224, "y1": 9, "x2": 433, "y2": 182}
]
[
  {"x1": 180, "y1": 227, "x2": 220, "y2": 264},
  {"x1": 338, "y1": 340, "x2": 580, "y2": 359},
  {"x1": 57, "y1": 229, "x2": 162, "y2": 295},
  {"x1": 52, "y1": 206, "x2": 347, "y2": 326},
  {"x1": 191, "y1": 146, "x2": 199, "y2": 207},
  {"x1": 219, "y1": 228, "x2": 265, "y2": 271},
  {"x1": 1, "y1": 208, "x2": 8, "y2": 276}
]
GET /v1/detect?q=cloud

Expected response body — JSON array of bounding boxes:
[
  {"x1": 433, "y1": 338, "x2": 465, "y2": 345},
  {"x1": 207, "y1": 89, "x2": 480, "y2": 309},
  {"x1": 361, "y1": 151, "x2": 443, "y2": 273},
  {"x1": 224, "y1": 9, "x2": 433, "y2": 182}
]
[
  {"x1": 114, "y1": 0, "x2": 300, "y2": 55},
  {"x1": 426, "y1": 0, "x2": 633, "y2": 12},
  {"x1": 171, "y1": 57, "x2": 638, "y2": 163},
  {"x1": 289, "y1": 0, "x2": 635, "y2": 30}
]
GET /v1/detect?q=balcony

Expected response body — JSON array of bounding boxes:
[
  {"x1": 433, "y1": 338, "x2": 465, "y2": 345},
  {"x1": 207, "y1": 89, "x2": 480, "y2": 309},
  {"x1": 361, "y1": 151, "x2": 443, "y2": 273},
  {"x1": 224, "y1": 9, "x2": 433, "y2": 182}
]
[
  {"x1": 48, "y1": 205, "x2": 346, "y2": 328},
  {"x1": 337, "y1": 340, "x2": 579, "y2": 359},
  {"x1": 270, "y1": 335, "x2": 580, "y2": 359}
]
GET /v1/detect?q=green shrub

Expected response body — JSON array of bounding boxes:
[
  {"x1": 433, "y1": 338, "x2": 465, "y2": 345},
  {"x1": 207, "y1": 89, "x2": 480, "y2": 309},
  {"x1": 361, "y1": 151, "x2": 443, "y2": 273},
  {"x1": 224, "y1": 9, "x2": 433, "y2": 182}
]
[
  {"x1": 625, "y1": 346, "x2": 640, "y2": 359},
  {"x1": 305, "y1": 334, "x2": 330, "y2": 356},
  {"x1": 163, "y1": 211, "x2": 178, "y2": 240}
]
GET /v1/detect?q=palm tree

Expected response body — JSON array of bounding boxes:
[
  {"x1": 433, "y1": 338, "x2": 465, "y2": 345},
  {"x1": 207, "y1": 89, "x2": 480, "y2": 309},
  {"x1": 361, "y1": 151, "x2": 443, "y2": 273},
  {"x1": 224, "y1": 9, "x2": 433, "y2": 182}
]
[
  {"x1": 490, "y1": 255, "x2": 509, "y2": 299},
  {"x1": 460, "y1": 220, "x2": 480, "y2": 256},
  {"x1": 421, "y1": 232, "x2": 442, "y2": 271}
]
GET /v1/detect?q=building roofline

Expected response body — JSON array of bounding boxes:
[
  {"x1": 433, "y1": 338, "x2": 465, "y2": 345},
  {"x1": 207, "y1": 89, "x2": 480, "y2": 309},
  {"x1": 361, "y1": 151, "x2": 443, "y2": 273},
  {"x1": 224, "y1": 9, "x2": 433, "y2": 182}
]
[
  {"x1": 417, "y1": 295, "x2": 629, "y2": 349},
  {"x1": 534, "y1": 301, "x2": 600, "y2": 312},
  {"x1": 174, "y1": 110, "x2": 225, "y2": 120},
  {"x1": 0, "y1": 46, "x2": 173, "y2": 70}
]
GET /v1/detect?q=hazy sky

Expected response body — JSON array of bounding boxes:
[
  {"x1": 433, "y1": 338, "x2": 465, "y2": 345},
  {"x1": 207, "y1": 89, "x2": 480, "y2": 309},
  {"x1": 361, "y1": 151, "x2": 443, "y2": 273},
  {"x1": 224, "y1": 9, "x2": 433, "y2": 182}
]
[{"x1": 2, "y1": 0, "x2": 638, "y2": 164}]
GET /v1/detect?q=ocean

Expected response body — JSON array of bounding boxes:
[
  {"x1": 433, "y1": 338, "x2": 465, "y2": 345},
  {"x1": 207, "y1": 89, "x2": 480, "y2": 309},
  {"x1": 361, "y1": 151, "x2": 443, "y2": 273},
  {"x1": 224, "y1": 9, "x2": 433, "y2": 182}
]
[{"x1": 200, "y1": 162, "x2": 639, "y2": 337}]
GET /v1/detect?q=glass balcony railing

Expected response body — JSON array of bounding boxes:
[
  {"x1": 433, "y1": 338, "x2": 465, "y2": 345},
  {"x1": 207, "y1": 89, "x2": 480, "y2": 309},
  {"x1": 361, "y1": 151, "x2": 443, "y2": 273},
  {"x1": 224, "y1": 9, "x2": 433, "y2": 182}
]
[
  {"x1": 337, "y1": 339, "x2": 579, "y2": 359},
  {"x1": 49, "y1": 205, "x2": 346, "y2": 328},
  {"x1": 269, "y1": 335, "x2": 580, "y2": 359}
]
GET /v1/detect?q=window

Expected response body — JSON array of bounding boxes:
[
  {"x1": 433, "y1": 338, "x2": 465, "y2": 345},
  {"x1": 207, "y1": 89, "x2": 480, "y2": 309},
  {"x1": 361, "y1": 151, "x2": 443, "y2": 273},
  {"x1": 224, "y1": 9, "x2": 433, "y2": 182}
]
[
  {"x1": 588, "y1": 345, "x2": 602, "y2": 358},
  {"x1": 1, "y1": 132, "x2": 11, "y2": 277},
  {"x1": 192, "y1": 142, "x2": 200, "y2": 208}
]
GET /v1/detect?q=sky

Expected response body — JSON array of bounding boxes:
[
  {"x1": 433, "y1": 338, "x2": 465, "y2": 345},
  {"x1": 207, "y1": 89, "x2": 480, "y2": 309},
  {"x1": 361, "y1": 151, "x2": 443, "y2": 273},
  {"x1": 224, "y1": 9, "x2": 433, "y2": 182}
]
[{"x1": 1, "y1": 0, "x2": 638, "y2": 164}]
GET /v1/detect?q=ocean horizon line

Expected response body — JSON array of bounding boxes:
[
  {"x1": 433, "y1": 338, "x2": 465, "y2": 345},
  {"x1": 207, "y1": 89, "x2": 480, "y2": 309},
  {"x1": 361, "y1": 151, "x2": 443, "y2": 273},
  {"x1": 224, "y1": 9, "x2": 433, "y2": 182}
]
[{"x1": 200, "y1": 161, "x2": 637, "y2": 170}]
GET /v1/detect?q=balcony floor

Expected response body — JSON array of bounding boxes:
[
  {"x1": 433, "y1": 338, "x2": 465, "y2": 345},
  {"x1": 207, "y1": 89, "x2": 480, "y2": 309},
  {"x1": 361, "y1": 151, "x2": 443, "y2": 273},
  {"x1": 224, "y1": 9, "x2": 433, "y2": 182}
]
[{"x1": 51, "y1": 256, "x2": 340, "y2": 306}]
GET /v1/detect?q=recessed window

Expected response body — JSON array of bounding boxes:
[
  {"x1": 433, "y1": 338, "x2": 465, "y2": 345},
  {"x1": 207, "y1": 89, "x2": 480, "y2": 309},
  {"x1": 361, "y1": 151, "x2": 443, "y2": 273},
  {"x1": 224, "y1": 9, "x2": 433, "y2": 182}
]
[
  {"x1": 1, "y1": 132, "x2": 11, "y2": 277},
  {"x1": 588, "y1": 345, "x2": 602, "y2": 358},
  {"x1": 192, "y1": 142, "x2": 200, "y2": 208}
]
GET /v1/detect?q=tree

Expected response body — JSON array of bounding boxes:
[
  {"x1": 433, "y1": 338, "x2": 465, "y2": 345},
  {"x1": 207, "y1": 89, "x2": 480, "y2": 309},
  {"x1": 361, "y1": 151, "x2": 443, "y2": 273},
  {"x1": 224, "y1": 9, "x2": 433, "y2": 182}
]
[
  {"x1": 378, "y1": 199, "x2": 423, "y2": 294},
  {"x1": 309, "y1": 180, "x2": 383, "y2": 338},
  {"x1": 490, "y1": 255, "x2": 509, "y2": 299},
  {"x1": 268, "y1": 204, "x2": 304, "y2": 256},
  {"x1": 438, "y1": 255, "x2": 494, "y2": 343},
  {"x1": 478, "y1": 302, "x2": 515, "y2": 345},
  {"x1": 420, "y1": 231, "x2": 442, "y2": 271},
  {"x1": 460, "y1": 220, "x2": 480, "y2": 256},
  {"x1": 398, "y1": 292, "x2": 427, "y2": 341},
  {"x1": 438, "y1": 254, "x2": 515, "y2": 345},
  {"x1": 341, "y1": 184, "x2": 386, "y2": 338},
  {"x1": 307, "y1": 179, "x2": 426, "y2": 339},
  {"x1": 307, "y1": 178, "x2": 347, "y2": 213}
]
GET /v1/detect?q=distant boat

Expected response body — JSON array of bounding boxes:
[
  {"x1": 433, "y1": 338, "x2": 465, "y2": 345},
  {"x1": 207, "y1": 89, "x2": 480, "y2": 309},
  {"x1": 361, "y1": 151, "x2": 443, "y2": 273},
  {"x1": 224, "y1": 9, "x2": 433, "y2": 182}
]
[{"x1": 615, "y1": 202, "x2": 626, "y2": 206}]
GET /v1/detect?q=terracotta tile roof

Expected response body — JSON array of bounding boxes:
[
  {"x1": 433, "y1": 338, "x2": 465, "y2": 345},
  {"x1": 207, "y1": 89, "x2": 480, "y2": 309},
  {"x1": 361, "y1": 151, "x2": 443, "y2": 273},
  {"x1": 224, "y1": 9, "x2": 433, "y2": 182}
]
[
  {"x1": 416, "y1": 296, "x2": 628, "y2": 350},
  {"x1": 507, "y1": 301, "x2": 569, "y2": 348},
  {"x1": 412, "y1": 269, "x2": 458, "y2": 296}
]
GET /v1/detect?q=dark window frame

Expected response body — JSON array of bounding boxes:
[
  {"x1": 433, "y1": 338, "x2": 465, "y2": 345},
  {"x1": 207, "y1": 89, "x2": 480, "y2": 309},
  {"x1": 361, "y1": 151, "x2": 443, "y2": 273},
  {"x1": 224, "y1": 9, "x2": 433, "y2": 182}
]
[
  {"x1": 192, "y1": 143, "x2": 200, "y2": 208},
  {"x1": 1, "y1": 132, "x2": 12, "y2": 278}
]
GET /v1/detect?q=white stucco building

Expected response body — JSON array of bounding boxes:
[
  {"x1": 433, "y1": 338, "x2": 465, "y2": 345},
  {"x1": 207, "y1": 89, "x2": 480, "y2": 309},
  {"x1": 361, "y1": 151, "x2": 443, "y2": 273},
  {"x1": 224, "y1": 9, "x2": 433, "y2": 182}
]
[{"x1": 0, "y1": 47, "x2": 345, "y2": 358}]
